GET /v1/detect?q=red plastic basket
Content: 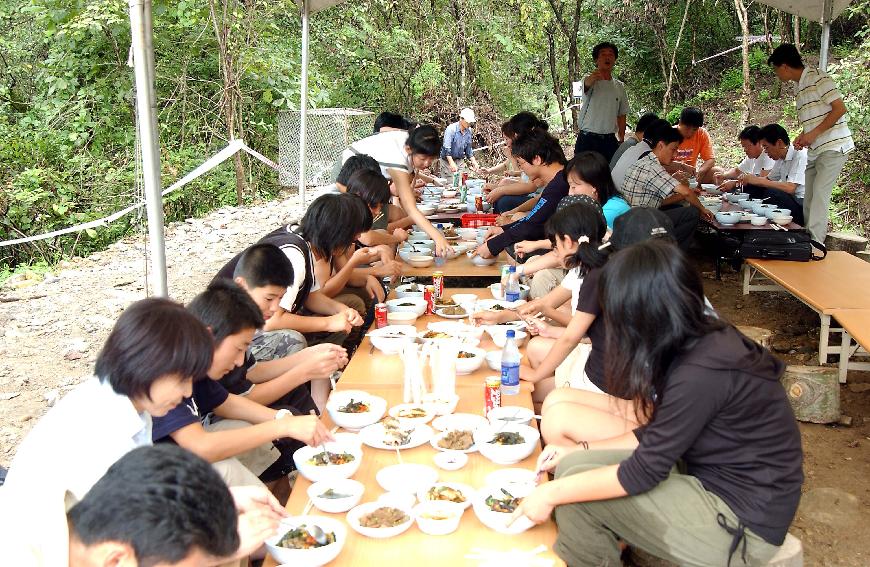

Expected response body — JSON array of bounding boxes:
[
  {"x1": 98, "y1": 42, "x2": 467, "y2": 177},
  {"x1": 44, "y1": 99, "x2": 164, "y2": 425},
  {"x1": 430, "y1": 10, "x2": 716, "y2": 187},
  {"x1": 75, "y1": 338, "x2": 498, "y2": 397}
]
[{"x1": 460, "y1": 213, "x2": 499, "y2": 228}]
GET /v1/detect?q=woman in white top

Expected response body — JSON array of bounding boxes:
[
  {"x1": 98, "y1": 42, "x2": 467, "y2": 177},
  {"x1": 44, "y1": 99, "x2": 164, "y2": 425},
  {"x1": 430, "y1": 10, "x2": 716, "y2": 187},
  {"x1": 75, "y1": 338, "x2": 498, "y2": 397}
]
[{"x1": 340, "y1": 125, "x2": 451, "y2": 256}]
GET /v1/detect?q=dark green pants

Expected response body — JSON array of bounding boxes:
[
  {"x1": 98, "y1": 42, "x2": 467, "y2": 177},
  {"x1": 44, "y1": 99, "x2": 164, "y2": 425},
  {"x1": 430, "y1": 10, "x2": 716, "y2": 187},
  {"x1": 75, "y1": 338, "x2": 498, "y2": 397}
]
[{"x1": 553, "y1": 450, "x2": 781, "y2": 566}]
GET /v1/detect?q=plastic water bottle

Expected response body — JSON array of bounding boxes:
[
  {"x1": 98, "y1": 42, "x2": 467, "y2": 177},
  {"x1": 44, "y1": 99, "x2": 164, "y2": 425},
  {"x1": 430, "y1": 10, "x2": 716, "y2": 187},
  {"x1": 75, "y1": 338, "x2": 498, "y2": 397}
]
[
  {"x1": 500, "y1": 330, "x2": 521, "y2": 396},
  {"x1": 504, "y1": 266, "x2": 520, "y2": 302}
]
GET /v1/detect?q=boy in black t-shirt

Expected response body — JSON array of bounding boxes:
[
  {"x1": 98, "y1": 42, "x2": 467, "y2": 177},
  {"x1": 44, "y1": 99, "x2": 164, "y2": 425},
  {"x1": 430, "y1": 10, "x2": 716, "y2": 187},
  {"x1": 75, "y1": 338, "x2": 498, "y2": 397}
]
[
  {"x1": 152, "y1": 281, "x2": 333, "y2": 489},
  {"x1": 223, "y1": 243, "x2": 348, "y2": 414}
]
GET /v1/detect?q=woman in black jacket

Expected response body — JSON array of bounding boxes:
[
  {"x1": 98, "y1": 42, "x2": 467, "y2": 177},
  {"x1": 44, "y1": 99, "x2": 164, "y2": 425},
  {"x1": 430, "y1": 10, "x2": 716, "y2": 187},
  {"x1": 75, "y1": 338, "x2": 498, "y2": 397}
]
[{"x1": 513, "y1": 239, "x2": 803, "y2": 566}]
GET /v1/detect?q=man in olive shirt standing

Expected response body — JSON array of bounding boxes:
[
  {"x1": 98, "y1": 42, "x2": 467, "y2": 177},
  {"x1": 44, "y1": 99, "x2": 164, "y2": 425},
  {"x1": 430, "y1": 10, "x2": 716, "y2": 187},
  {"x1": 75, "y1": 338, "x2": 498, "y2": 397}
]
[{"x1": 574, "y1": 42, "x2": 629, "y2": 163}]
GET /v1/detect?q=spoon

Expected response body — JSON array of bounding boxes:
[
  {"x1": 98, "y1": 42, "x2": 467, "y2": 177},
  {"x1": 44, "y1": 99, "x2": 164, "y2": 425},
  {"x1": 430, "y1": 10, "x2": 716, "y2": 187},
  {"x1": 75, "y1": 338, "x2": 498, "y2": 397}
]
[{"x1": 309, "y1": 409, "x2": 331, "y2": 466}]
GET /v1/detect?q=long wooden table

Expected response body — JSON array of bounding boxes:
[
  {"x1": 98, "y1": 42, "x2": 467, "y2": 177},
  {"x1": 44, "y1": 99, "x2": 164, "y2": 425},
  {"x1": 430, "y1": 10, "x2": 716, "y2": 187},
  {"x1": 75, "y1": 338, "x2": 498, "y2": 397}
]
[
  {"x1": 832, "y1": 309, "x2": 870, "y2": 383},
  {"x1": 265, "y1": 288, "x2": 562, "y2": 567},
  {"x1": 743, "y1": 252, "x2": 870, "y2": 365},
  {"x1": 400, "y1": 252, "x2": 510, "y2": 278}
]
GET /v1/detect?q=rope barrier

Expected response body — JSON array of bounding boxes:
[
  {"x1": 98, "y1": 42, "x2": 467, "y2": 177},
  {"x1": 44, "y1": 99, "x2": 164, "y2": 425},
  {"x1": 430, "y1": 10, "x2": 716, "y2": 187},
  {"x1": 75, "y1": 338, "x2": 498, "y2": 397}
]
[{"x1": 0, "y1": 139, "x2": 278, "y2": 248}]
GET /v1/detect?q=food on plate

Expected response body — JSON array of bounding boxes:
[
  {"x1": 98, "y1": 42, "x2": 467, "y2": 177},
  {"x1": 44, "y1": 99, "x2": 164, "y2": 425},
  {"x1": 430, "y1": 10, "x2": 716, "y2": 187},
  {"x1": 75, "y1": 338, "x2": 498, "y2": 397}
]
[
  {"x1": 437, "y1": 430, "x2": 474, "y2": 451},
  {"x1": 426, "y1": 485, "x2": 467, "y2": 503},
  {"x1": 276, "y1": 526, "x2": 337, "y2": 549},
  {"x1": 384, "y1": 428, "x2": 412, "y2": 447},
  {"x1": 396, "y1": 302, "x2": 417, "y2": 307},
  {"x1": 457, "y1": 351, "x2": 476, "y2": 359},
  {"x1": 405, "y1": 283, "x2": 420, "y2": 292},
  {"x1": 489, "y1": 304, "x2": 506, "y2": 311},
  {"x1": 307, "y1": 451, "x2": 356, "y2": 466},
  {"x1": 486, "y1": 489, "x2": 523, "y2": 513},
  {"x1": 423, "y1": 331, "x2": 452, "y2": 339},
  {"x1": 436, "y1": 298, "x2": 456, "y2": 306},
  {"x1": 318, "y1": 488, "x2": 353, "y2": 499},
  {"x1": 441, "y1": 305, "x2": 467, "y2": 316},
  {"x1": 488, "y1": 431, "x2": 525, "y2": 445},
  {"x1": 359, "y1": 507, "x2": 410, "y2": 528},
  {"x1": 338, "y1": 398, "x2": 370, "y2": 413},
  {"x1": 442, "y1": 227, "x2": 458, "y2": 237},
  {"x1": 396, "y1": 407, "x2": 427, "y2": 419},
  {"x1": 381, "y1": 416, "x2": 402, "y2": 429}
]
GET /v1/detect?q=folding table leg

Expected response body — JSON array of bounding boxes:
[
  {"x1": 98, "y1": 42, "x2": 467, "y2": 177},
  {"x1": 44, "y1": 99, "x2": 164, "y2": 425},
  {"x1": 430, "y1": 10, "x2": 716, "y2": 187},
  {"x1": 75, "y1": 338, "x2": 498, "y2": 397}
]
[
  {"x1": 839, "y1": 330, "x2": 851, "y2": 384},
  {"x1": 819, "y1": 314, "x2": 831, "y2": 365}
]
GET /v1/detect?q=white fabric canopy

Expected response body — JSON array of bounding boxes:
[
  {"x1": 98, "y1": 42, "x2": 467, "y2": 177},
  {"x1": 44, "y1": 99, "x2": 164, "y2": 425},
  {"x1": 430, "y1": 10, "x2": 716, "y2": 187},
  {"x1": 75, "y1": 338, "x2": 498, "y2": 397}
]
[
  {"x1": 294, "y1": 0, "x2": 346, "y2": 14},
  {"x1": 755, "y1": 0, "x2": 850, "y2": 22}
]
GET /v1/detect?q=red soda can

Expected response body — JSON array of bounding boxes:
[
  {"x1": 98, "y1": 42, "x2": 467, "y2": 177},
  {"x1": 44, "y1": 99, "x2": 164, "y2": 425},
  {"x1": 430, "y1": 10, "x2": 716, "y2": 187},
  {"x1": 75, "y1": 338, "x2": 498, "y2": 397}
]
[
  {"x1": 424, "y1": 285, "x2": 436, "y2": 314},
  {"x1": 432, "y1": 271, "x2": 444, "y2": 299},
  {"x1": 474, "y1": 195, "x2": 483, "y2": 211},
  {"x1": 485, "y1": 376, "x2": 502, "y2": 416},
  {"x1": 375, "y1": 303, "x2": 388, "y2": 328},
  {"x1": 462, "y1": 172, "x2": 469, "y2": 186}
]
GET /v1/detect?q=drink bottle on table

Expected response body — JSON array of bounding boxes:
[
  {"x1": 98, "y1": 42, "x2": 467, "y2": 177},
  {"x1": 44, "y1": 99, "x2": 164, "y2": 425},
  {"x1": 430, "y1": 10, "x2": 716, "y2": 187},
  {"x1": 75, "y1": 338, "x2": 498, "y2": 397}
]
[
  {"x1": 500, "y1": 330, "x2": 521, "y2": 396},
  {"x1": 505, "y1": 266, "x2": 520, "y2": 302}
]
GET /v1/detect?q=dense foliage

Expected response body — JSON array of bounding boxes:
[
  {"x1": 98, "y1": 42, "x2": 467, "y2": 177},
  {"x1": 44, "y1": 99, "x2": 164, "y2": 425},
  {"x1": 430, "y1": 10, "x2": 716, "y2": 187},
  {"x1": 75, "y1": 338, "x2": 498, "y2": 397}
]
[{"x1": 0, "y1": 0, "x2": 867, "y2": 274}]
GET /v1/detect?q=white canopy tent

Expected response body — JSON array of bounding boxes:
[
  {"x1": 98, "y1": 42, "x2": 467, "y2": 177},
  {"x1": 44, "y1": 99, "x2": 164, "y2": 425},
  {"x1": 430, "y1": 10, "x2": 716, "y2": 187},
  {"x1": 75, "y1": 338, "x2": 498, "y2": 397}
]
[{"x1": 128, "y1": 0, "x2": 855, "y2": 296}]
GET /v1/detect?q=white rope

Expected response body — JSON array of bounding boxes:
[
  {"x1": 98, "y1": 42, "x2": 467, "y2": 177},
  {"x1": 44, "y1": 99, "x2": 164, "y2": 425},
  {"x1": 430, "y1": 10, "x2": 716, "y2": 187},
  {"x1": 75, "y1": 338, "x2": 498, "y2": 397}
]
[
  {"x1": 0, "y1": 140, "x2": 278, "y2": 247},
  {"x1": 691, "y1": 35, "x2": 775, "y2": 65},
  {"x1": 472, "y1": 140, "x2": 506, "y2": 153}
]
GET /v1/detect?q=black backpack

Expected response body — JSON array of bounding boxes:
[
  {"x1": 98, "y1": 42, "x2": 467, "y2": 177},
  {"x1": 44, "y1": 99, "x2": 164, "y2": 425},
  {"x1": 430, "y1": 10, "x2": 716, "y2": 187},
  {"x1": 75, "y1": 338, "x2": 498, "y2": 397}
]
[{"x1": 739, "y1": 230, "x2": 827, "y2": 262}]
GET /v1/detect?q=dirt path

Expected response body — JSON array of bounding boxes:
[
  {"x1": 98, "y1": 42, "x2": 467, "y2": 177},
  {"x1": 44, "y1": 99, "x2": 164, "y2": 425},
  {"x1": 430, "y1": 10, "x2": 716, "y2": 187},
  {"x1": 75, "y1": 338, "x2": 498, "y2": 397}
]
[{"x1": 2, "y1": 191, "x2": 869, "y2": 565}]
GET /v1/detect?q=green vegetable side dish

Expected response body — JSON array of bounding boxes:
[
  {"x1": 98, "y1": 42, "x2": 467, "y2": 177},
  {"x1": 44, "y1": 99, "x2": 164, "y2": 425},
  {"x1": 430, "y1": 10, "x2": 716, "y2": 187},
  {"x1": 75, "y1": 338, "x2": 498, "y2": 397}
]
[
  {"x1": 488, "y1": 431, "x2": 525, "y2": 445},
  {"x1": 338, "y1": 398, "x2": 370, "y2": 413},
  {"x1": 276, "y1": 525, "x2": 337, "y2": 549},
  {"x1": 318, "y1": 488, "x2": 353, "y2": 499},
  {"x1": 307, "y1": 451, "x2": 355, "y2": 466},
  {"x1": 485, "y1": 489, "x2": 523, "y2": 513}
]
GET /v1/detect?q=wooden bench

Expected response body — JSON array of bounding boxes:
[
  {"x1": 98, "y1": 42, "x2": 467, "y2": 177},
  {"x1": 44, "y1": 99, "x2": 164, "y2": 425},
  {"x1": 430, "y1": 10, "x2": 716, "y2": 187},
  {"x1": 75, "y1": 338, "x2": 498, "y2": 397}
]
[
  {"x1": 743, "y1": 252, "x2": 870, "y2": 367},
  {"x1": 831, "y1": 309, "x2": 870, "y2": 383}
]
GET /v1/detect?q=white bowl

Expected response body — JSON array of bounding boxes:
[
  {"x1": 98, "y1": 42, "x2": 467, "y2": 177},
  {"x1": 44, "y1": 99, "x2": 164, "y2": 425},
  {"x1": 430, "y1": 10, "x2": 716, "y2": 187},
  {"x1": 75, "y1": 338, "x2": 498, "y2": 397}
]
[
  {"x1": 486, "y1": 327, "x2": 528, "y2": 348},
  {"x1": 417, "y1": 205, "x2": 437, "y2": 216},
  {"x1": 417, "y1": 482, "x2": 476, "y2": 510},
  {"x1": 488, "y1": 283, "x2": 530, "y2": 301},
  {"x1": 413, "y1": 501, "x2": 464, "y2": 536},
  {"x1": 472, "y1": 255, "x2": 497, "y2": 266},
  {"x1": 750, "y1": 215, "x2": 768, "y2": 226},
  {"x1": 292, "y1": 442, "x2": 363, "y2": 483},
  {"x1": 386, "y1": 297, "x2": 427, "y2": 316},
  {"x1": 738, "y1": 199, "x2": 753, "y2": 209},
  {"x1": 455, "y1": 347, "x2": 486, "y2": 374},
  {"x1": 368, "y1": 325, "x2": 417, "y2": 355},
  {"x1": 474, "y1": 424, "x2": 540, "y2": 465},
  {"x1": 427, "y1": 320, "x2": 486, "y2": 338},
  {"x1": 442, "y1": 190, "x2": 458, "y2": 198},
  {"x1": 488, "y1": 405, "x2": 535, "y2": 427},
  {"x1": 377, "y1": 491, "x2": 417, "y2": 510},
  {"x1": 726, "y1": 192, "x2": 750, "y2": 203},
  {"x1": 307, "y1": 479, "x2": 365, "y2": 513},
  {"x1": 772, "y1": 215, "x2": 793, "y2": 226},
  {"x1": 705, "y1": 203, "x2": 722, "y2": 213},
  {"x1": 326, "y1": 390, "x2": 388, "y2": 431},
  {"x1": 485, "y1": 350, "x2": 525, "y2": 371},
  {"x1": 346, "y1": 501, "x2": 414, "y2": 539},
  {"x1": 421, "y1": 392, "x2": 460, "y2": 416},
  {"x1": 387, "y1": 311, "x2": 418, "y2": 326},
  {"x1": 433, "y1": 451, "x2": 468, "y2": 470},
  {"x1": 376, "y1": 463, "x2": 439, "y2": 494},
  {"x1": 472, "y1": 485, "x2": 536, "y2": 534},
  {"x1": 767, "y1": 208, "x2": 791, "y2": 219},
  {"x1": 484, "y1": 468, "x2": 537, "y2": 489},
  {"x1": 265, "y1": 515, "x2": 346, "y2": 565},
  {"x1": 714, "y1": 211, "x2": 742, "y2": 225},
  {"x1": 395, "y1": 284, "x2": 424, "y2": 299},
  {"x1": 409, "y1": 231, "x2": 429, "y2": 240},
  {"x1": 451, "y1": 293, "x2": 479, "y2": 306},
  {"x1": 407, "y1": 255, "x2": 435, "y2": 268},
  {"x1": 405, "y1": 239, "x2": 435, "y2": 250},
  {"x1": 457, "y1": 228, "x2": 479, "y2": 241}
]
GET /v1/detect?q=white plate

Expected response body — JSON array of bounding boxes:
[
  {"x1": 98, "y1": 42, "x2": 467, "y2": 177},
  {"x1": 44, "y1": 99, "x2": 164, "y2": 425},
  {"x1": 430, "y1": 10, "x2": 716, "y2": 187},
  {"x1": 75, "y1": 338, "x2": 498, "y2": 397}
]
[
  {"x1": 359, "y1": 422, "x2": 433, "y2": 450},
  {"x1": 475, "y1": 299, "x2": 515, "y2": 312},
  {"x1": 430, "y1": 429, "x2": 478, "y2": 453},
  {"x1": 346, "y1": 502, "x2": 414, "y2": 539},
  {"x1": 388, "y1": 403, "x2": 435, "y2": 424},
  {"x1": 432, "y1": 413, "x2": 489, "y2": 432},
  {"x1": 484, "y1": 468, "x2": 537, "y2": 489},
  {"x1": 417, "y1": 482, "x2": 476, "y2": 510},
  {"x1": 426, "y1": 321, "x2": 485, "y2": 337},
  {"x1": 436, "y1": 308, "x2": 470, "y2": 319}
]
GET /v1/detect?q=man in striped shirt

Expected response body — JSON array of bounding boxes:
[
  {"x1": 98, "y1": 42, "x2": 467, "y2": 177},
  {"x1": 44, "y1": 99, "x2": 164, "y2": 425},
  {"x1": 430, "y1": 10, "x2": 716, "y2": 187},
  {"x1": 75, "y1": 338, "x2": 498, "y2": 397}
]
[{"x1": 768, "y1": 44, "x2": 854, "y2": 241}]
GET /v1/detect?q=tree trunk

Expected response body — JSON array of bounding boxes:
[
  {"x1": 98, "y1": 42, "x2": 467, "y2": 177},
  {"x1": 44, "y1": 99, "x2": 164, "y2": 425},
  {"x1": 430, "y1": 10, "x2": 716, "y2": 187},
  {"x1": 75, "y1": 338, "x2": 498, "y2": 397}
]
[
  {"x1": 793, "y1": 15, "x2": 801, "y2": 49},
  {"x1": 546, "y1": 25, "x2": 568, "y2": 131},
  {"x1": 663, "y1": 0, "x2": 692, "y2": 113},
  {"x1": 781, "y1": 365, "x2": 840, "y2": 423},
  {"x1": 824, "y1": 232, "x2": 869, "y2": 255},
  {"x1": 734, "y1": 0, "x2": 752, "y2": 124}
]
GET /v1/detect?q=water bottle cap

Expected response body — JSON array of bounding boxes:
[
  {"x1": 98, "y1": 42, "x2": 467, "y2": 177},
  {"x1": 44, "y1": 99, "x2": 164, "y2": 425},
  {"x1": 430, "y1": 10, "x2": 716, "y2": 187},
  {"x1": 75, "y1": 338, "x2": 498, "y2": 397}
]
[
  {"x1": 506, "y1": 329, "x2": 515, "y2": 338},
  {"x1": 508, "y1": 265, "x2": 516, "y2": 273}
]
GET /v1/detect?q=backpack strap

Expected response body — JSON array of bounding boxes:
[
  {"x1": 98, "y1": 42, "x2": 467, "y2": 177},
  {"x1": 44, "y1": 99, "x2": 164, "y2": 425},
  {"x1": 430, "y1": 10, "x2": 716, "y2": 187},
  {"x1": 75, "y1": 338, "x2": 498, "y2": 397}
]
[{"x1": 809, "y1": 239, "x2": 828, "y2": 260}]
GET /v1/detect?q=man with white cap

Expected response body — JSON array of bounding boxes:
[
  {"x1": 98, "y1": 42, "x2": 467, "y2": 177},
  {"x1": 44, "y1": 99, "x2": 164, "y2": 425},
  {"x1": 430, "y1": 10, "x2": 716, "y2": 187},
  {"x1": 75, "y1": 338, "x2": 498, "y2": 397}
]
[{"x1": 441, "y1": 107, "x2": 481, "y2": 174}]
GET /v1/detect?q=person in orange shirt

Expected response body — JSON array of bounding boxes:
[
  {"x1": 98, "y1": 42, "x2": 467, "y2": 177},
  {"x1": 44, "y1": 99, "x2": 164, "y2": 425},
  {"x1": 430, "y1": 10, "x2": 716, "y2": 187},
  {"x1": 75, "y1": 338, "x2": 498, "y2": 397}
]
[{"x1": 666, "y1": 107, "x2": 716, "y2": 184}]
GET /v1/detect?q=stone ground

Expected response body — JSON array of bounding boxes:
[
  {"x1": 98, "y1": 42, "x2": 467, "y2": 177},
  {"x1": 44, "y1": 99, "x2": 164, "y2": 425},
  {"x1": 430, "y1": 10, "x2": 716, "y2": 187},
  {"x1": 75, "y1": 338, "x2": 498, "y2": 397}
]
[{"x1": 2, "y1": 186, "x2": 870, "y2": 565}]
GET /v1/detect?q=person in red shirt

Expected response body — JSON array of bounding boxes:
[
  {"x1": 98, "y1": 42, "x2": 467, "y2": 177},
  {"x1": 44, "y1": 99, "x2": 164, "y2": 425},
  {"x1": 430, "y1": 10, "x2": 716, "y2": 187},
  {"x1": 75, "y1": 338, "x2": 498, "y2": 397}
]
[{"x1": 666, "y1": 107, "x2": 716, "y2": 184}]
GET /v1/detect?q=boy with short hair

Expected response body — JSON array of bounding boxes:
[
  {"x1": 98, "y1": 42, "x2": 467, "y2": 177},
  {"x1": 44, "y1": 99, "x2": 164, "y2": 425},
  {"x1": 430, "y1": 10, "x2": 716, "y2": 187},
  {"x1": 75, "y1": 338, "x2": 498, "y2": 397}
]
[
  {"x1": 151, "y1": 280, "x2": 333, "y2": 488},
  {"x1": 668, "y1": 107, "x2": 717, "y2": 184},
  {"x1": 739, "y1": 123, "x2": 807, "y2": 225},
  {"x1": 714, "y1": 125, "x2": 776, "y2": 189}
]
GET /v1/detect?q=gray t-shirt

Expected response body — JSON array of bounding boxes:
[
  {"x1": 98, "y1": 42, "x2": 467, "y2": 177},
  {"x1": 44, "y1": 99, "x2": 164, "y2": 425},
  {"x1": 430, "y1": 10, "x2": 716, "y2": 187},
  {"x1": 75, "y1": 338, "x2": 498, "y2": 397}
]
[
  {"x1": 610, "y1": 138, "x2": 639, "y2": 169},
  {"x1": 578, "y1": 79, "x2": 629, "y2": 135},
  {"x1": 611, "y1": 140, "x2": 652, "y2": 191}
]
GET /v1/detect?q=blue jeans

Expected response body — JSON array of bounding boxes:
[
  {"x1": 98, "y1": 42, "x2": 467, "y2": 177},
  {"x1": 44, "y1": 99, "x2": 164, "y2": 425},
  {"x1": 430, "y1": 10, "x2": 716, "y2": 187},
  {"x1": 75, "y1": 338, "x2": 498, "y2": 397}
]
[{"x1": 494, "y1": 193, "x2": 535, "y2": 213}]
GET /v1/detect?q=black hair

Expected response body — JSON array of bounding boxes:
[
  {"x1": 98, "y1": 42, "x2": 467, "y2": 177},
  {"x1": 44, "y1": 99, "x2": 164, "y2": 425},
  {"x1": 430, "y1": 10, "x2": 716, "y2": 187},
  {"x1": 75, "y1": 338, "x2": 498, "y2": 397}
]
[
  {"x1": 679, "y1": 107, "x2": 704, "y2": 128},
  {"x1": 510, "y1": 129, "x2": 567, "y2": 166},
  {"x1": 188, "y1": 280, "x2": 265, "y2": 344},
  {"x1": 592, "y1": 41, "x2": 619, "y2": 60},
  {"x1": 545, "y1": 201, "x2": 609, "y2": 276},
  {"x1": 406, "y1": 124, "x2": 441, "y2": 157},
  {"x1": 337, "y1": 154, "x2": 380, "y2": 186},
  {"x1": 373, "y1": 111, "x2": 413, "y2": 133},
  {"x1": 647, "y1": 119, "x2": 683, "y2": 147},
  {"x1": 738, "y1": 125, "x2": 763, "y2": 144},
  {"x1": 345, "y1": 169, "x2": 390, "y2": 209},
  {"x1": 564, "y1": 151, "x2": 622, "y2": 204},
  {"x1": 759, "y1": 123, "x2": 790, "y2": 146},
  {"x1": 94, "y1": 298, "x2": 213, "y2": 400},
  {"x1": 233, "y1": 243, "x2": 293, "y2": 289},
  {"x1": 635, "y1": 112, "x2": 659, "y2": 134},
  {"x1": 768, "y1": 44, "x2": 804, "y2": 69},
  {"x1": 68, "y1": 445, "x2": 238, "y2": 564},
  {"x1": 599, "y1": 240, "x2": 725, "y2": 421},
  {"x1": 299, "y1": 193, "x2": 372, "y2": 261},
  {"x1": 501, "y1": 111, "x2": 549, "y2": 139}
]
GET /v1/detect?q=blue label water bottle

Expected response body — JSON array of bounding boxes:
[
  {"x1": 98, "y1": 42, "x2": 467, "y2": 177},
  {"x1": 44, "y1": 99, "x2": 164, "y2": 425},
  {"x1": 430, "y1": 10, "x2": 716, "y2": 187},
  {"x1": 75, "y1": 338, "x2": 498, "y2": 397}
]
[
  {"x1": 500, "y1": 329, "x2": 521, "y2": 396},
  {"x1": 505, "y1": 266, "x2": 520, "y2": 303}
]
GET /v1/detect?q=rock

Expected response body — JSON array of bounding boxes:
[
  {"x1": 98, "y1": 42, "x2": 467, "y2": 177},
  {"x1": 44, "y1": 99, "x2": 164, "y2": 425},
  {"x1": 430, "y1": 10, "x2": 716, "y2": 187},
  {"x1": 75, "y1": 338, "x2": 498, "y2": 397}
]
[
  {"x1": 848, "y1": 383, "x2": 870, "y2": 393},
  {"x1": 838, "y1": 415, "x2": 854, "y2": 427},
  {"x1": 799, "y1": 487, "x2": 860, "y2": 528},
  {"x1": 64, "y1": 350, "x2": 84, "y2": 361}
]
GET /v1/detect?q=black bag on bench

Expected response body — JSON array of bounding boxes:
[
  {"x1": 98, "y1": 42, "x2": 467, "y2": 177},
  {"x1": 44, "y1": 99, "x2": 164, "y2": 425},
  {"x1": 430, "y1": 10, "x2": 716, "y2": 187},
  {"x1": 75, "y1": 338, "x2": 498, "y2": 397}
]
[{"x1": 740, "y1": 230, "x2": 827, "y2": 261}]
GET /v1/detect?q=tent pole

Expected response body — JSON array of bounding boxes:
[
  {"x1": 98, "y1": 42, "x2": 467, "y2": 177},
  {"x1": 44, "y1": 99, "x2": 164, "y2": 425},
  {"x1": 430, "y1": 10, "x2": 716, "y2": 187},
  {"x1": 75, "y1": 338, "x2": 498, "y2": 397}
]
[
  {"x1": 819, "y1": 0, "x2": 833, "y2": 72},
  {"x1": 299, "y1": 0, "x2": 310, "y2": 206},
  {"x1": 128, "y1": 0, "x2": 168, "y2": 297}
]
